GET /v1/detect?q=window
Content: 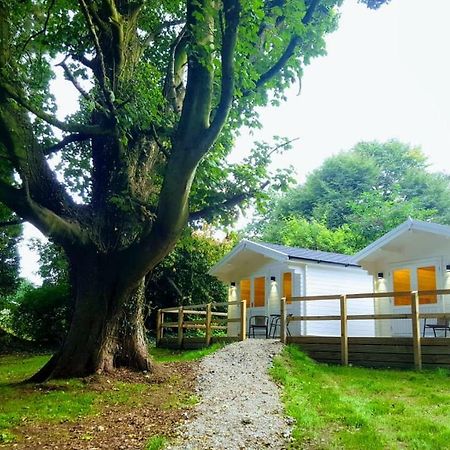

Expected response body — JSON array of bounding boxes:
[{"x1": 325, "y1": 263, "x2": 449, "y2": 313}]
[
  {"x1": 240, "y1": 279, "x2": 251, "y2": 308},
  {"x1": 254, "y1": 277, "x2": 265, "y2": 307},
  {"x1": 393, "y1": 266, "x2": 437, "y2": 305},
  {"x1": 417, "y1": 266, "x2": 437, "y2": 304},
  {"x1": 393, "y1": 268, "x2": 411, "y2": 306},
  {"x1": 283, "y1": 272, "x2": 292, "y2": 304}
]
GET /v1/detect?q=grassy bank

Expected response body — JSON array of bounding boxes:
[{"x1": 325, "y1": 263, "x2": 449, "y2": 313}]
[{"x1": 272, "y1": 345, "x2": 450, "y2": 449}]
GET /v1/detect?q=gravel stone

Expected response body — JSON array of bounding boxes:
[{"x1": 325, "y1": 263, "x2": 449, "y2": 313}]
[{"x1": 167, "y1": 339, "x2": 291, "y2": 450}]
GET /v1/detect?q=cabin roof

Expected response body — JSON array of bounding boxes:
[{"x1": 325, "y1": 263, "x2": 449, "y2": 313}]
[
  {"x1": 209, "y1": 239, "x2": 359, "y2": 282},
  {"x1": 354, "y1": 219, "x2": 450, "y2": 265},
  {"x1": 255, "y1": 241, "x2": 358, "y2": 266}
]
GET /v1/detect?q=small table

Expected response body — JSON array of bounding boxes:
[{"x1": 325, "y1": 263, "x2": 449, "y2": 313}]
[{"x1": 423, "y1": 317, "x2": 450, "y2": 337}]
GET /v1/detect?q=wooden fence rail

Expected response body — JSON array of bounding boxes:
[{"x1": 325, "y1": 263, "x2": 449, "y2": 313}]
[
  {"x1": 156, "y1": 300, "x2": 247, "y2": 349},
  {"x1": 283, "y1": 289, "x2": 450, "y2": 370}
]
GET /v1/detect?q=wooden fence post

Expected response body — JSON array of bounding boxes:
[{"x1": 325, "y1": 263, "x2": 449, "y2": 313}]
[
  {"x1": 156, "y1": 309, "x2": 162, "y2": 347},
  {"x1": 280, "y1": 297, "x2": 287, "y2": 344},
  {"x1": 240, "y1": 300, "x2": 246, "y2": 341},
  {"x1": 340, "y1": 295, "x2": 348, "y2": 366},
  {"x1": 205, "y1": 303, "x2": 212, "y2": 346},
  {"x1": 177, "y1": 306, "x2": 184, "y2": 349},
  {"x1": 411, "y1": 291, "x2": 422, "y2": 370}
]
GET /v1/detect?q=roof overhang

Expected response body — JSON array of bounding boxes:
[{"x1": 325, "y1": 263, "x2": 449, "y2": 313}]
[
  {"x1": 208, "y1": 239, "x2": 289, "y2": 282},
  {"x1": 354, "y1": 219, "x2": 450, "y2": 268}
]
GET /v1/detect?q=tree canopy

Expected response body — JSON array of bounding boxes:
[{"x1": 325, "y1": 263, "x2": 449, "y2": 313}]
[{"x1": 252, "y1": 140, "x2": 450, "y2": 252}]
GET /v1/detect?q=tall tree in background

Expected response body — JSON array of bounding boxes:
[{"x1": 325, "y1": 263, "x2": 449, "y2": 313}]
[
  {"x1": 0, "y1": 0, "x2": 387, "y2": 380},
  {"x1": 0, "y1": 208, "x2": 21, "y2": 298},
  {"x1": 254, "y1": 140, "x2": 450, "y2": 251}
]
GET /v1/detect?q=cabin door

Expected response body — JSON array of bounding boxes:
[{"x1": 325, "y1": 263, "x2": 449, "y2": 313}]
[{"x1": 391, "y1": 263, "x2": 438, "y2": 336}]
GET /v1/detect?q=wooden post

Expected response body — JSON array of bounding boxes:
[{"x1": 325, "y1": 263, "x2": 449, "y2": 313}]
[
  {"x1": 240, "y1": 300, "x2": 246, "y2": 341},
  {"x1": 205, "y1": 303, "x2": 212, "y2": 346},
  {"x1": 156, "y1": 309, "x2": 162, "y2": 346},
  {"x1": 177, "y1": 306, "x2": 184, "y2": 349},
  {"x1": 280, "y1": 297, "x2": 287, "y2": 344},
  {"x1": 340, "y1": 295, "x2": 348, "y2": 366},
  {"x1": 411, "y1": 291, "x2": 422, "y2": 370}
]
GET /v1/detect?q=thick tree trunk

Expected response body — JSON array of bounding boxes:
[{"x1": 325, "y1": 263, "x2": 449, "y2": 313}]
[{"x1": 30, "y1": 251, "x2": 152, "y2": 382}]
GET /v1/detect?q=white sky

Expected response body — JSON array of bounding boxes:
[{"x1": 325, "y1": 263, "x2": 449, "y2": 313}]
[
  {"x1": 233, "y1": 0, "x2": 450, "y2": 181},
  {"x1": 19, "y1": 0, "x2": 450, "y2": 282}
]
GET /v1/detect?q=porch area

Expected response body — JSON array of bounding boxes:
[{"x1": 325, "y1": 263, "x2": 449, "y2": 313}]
[{"x1": 155, "y1": 289, "x2": 450, "y2": 370}]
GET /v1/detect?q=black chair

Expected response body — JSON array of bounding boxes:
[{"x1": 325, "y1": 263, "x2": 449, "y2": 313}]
[
  {"x1": 269, "y1": 314, "x2": 293, "y2": 338},
  {"x1": 423, "y1": 317, "x2": 450, "y2": 337},
  {"x1": 248, "y1": 315, "x2": 269, "y2": 338}
]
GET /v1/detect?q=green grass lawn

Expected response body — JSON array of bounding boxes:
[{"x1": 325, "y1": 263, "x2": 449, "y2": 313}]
[
  {"x1": 0, "y1": 344, "x2": 221, "y2": 446},
  {"x1": 272, "y1": 345, "x2": 450, "y2": 449}
]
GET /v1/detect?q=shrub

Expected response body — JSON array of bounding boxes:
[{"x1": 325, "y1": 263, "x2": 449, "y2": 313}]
[{"x1": 10, "y1": 284, "x2": 71, "y2": 346}]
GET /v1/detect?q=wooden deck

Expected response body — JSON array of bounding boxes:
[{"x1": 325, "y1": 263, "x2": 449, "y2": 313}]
[{"x1": 288, "y1": 336, "x2": 450, "y2": 369}]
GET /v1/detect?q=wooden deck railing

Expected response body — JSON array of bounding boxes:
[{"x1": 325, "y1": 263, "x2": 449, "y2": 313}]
[
  {"x1": 156, "y1": 300, "x2": 247, "y2": 348},
  {"x1": 280, "y1": 289, "x2": 450, "y2": 370}
]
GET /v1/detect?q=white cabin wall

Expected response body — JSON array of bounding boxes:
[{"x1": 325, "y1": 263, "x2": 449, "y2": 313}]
[{"x1": 304, "y1": 264, "x2": 374, "y2": 337}]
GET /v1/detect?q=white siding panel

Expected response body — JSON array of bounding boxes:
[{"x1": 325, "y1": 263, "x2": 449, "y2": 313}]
[{"x1": 304, "y1": 264, "x2": 375, "y2": 337}]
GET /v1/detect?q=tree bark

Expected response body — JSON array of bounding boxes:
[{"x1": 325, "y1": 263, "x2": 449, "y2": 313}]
[{"x1": 30, "y1": 250, "x2": 152, "y2": 382}]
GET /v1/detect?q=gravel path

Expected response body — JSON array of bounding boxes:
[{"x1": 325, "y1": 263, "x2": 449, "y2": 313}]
[{"x1": 167, "y1": 339, "x2": 292, "y2": 450}]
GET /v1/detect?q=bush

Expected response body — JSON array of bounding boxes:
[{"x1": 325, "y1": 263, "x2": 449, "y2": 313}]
[{"x1": 10, "y1": 284, "x2": 71, "y2": 346}]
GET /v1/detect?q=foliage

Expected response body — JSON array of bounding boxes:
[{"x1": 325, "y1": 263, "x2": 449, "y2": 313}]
[
  {"x1": 260, "y1": 217, "x2": 361, "y2": 254},
  {"x1": 10, "y1": 283, "x2": 71, "y2": 346},
  {"x1": 146, "y1": 229, "x2": 235, "y2": 310},
  {"x1": 272, "y1": 345, "x2": 450, "y2": 449},
  {"x1": 0, "y1": 279, "x2": 34, "y2": 330},
  {"x1": 0, "y1": 208, "x2": 21, "y2": 299},
  {"x1": 29, "y1": 239, "x2": 69, "y2": 285},
  {"x1": 252, "y1": 140, "x2": 450, "y2": 251}
]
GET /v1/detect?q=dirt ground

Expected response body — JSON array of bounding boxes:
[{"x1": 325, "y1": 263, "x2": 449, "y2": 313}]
[{"x1": 4, "y1": 361, "x2": 198, "y2": 450}]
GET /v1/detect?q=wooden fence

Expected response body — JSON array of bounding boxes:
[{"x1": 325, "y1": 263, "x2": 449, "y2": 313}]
[
  {"x1": 156, "y1": 300, "x2": 247, "y2": 349},
  {"x1": 280, "y1": 289, "x2": 450, "y2": 370}
]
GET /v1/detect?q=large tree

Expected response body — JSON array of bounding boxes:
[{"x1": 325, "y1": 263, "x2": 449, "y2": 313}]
[{"x1": 0, "y1": 0, "x2": 386, "y2": 380}]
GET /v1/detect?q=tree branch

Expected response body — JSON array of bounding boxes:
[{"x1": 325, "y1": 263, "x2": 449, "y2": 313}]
[
  {"x1": 20, "y1": 0, "x2": 56, "y2": 53},
  {"x1": 57, "y1": 60, "x2": 90, "y2": 101},
  {"x1": 163, "y1": 26, "x2": 187, "y2": 113},
  {"x1": 78, "y1": 0, "x2": 116, "y2": 113},
  {"x1": 189, "y1": 181, "x2": 270, "y2": 222},
  {"x1": 199, "y1": 0, "x2": 241, "y2": 154},
  {"x1": 0, "y1": 180, "x2": 88, "y2": 246},
  {"x1": 43, "y1": 133, "x2": 92, "y2": 155},
  {"x1": 243, "y1": 0, "x2": 320, "y2": 96},
  {"x1": 0, "y1": 80, "x2": 109, "y2": 135}
]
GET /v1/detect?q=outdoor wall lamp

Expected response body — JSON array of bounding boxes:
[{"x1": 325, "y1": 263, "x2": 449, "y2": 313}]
[{"x1": 377, "y1": 272, "x2": 384, "y2": 279}]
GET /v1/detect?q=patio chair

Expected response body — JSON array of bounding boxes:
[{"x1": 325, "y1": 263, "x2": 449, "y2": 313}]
[
  {"x1": 248, "y1": 315, "x2": 269, "y2": 338},
  {"x1": 268, "y1": 314, "x2": 293, "y2": 338},
  {"x1": 423, "y1": 317, "x2": 450, "y2": 337}
]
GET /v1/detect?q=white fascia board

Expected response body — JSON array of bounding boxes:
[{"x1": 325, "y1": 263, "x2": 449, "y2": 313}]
[
  {"x1": 208, "y1": 239, "x2": 288, "y2": 276},
  {"x1": 245, "y1": 241, "x2": 289, "y2": 262}
]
